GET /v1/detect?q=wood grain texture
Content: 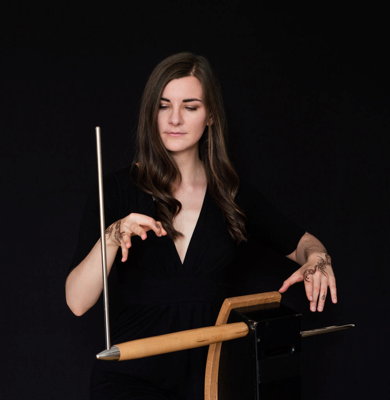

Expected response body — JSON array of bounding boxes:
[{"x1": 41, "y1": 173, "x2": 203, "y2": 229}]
[{"x1": 116, "y1": 322, "x2": 249, "y2": 361}]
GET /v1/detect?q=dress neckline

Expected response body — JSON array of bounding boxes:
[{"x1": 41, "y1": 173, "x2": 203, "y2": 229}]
[{"x1": 172, "y1": 187, "x2": 208, "y2": 266}]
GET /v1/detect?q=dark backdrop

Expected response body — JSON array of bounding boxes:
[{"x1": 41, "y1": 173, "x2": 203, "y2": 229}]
[{"x1": 1, "y1": 3, "x2": 388, "y2": 399}]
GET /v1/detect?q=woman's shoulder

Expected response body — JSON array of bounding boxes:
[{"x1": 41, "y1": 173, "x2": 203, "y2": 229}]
[
  {"x1": 104, "y1": 164, "x2": 155, "y2": 212},
  {"x1": 236, "y1": 178, "x2": 271, "y2": 210},
  {"x1": 235, "y1": 177, "x2": 296, "y2": 225},
  {"x1": 104, "y1": 164, "x2": 139, "y2": 193},
  {"x1": 105, "y1": 164, "x2": 132, "y2": 184},
  {"x1": 236, "y1": 177, "x2": 305, "y2": 254}
]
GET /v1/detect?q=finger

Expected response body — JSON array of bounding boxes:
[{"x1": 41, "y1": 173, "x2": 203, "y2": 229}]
[
  {"x1": 127, "y1": 214, "x2": 168, "y2": 237},
  {"x1": 127, "y1": 222, "x2": 146, "y2": 240},
  {"x1": 131, "y1": 215, "x2": 162, "y2": 236},
  {"x1": 120, "y1": 240, "x2": 129, "y2": 262},
  {"x1": 303, "y1": 274, "x2": 313, "y2": 302},
  {"x1": 120, "y1": 232, "x2": 132, "y2": 248},
  {"x1": 278, "y1": 273, "x2": 303, "y2": 293},
  {"x1": 132, "y1": 225, "x2": 147, "y2": 240},
  {"x1": 328, "y1": 275, "x2": 338, "y2": 303},
  {"x1": 150, "y1": 220, "x2": 164, "y2": 237},
  {"x1": 155, "y1": 221, "x2": 168, "y2": 236},
  {"x1": 310, "y1": 273, "x2": 321, "y2": 312},
  {"x1": 149, "y1": 220, "x2": 168, "y2": 237},
  {"x1": 138, "y1": 221, "x2": 160, "y2": 236},
  {"x1": 317, "y1": 276, "x2": 328, "y2": 312}
]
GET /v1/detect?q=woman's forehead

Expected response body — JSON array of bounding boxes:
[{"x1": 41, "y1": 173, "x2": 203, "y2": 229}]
[{"x1": 162, "y1": 76, "x2": 203, "y2": 100}]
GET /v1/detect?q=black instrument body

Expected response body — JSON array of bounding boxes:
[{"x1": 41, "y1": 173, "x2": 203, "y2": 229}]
[{"x1": 218, "y1": 303, "x2": 302, "y2": 400}]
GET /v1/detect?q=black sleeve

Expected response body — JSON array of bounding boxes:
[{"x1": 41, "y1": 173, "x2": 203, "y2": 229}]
[
  {"x1": 236, "y1": 180, "x2": 306, "y2": 256},
  {"x1": 68, "y1": 167, "x2": 135, "y2": 273}
]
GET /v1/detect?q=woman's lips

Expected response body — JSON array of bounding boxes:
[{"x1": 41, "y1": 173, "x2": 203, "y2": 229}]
[{"x1": 166, "y1": 131, "x2": 186, "y2": 136}]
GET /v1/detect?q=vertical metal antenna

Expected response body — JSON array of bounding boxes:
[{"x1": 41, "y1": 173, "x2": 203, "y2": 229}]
[{"x1": 95, "y1": 126, "x2": 111, "y2": 350}]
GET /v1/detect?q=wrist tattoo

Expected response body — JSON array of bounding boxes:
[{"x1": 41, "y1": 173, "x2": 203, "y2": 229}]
[{"x1": 105, "y1": 220, "x2": 122, "y2": 245}]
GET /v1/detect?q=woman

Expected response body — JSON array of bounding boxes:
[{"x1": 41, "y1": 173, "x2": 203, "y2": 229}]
[{"x1": 66, "y1": 52, "x2": 337, "y2": 399}]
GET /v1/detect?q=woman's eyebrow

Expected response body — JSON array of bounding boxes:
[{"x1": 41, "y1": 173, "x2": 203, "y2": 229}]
[
  {"x1": 183, "y1": 98, "x2": 203, "y2": 103},
  {"x1": 160, "y1": 97, "x2": 203, "y2": 103}
]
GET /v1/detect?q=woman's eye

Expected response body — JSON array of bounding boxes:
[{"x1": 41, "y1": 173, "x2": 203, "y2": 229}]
[{"x1": 158, "y1": 104, "x2": 198, "y2": 111}]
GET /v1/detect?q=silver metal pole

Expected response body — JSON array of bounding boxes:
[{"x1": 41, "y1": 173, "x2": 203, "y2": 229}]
[{"x1": 95, "y1": 126, "x2": 111, "y2": 350}]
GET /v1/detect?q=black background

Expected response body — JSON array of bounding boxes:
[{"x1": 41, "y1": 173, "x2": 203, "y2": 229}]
[{"x1": 1, "y1": 3, "x2": 389, "y2": 399}]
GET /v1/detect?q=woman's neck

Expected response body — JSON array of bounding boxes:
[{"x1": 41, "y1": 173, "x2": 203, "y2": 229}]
[{"x1": 171, "y1": 150, "x2": 206, "y2": 190}]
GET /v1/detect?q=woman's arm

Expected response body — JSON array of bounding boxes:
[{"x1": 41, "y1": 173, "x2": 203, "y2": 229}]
[
  {"x1": 279, "y1": 232, "x2": 337, "y2": 312},
  {"x1": 65, "y1": 234, "x2": 119, "y2": 316},
  {"x1": 65, "y1": 214, "x2": 167, "y2": 316}
]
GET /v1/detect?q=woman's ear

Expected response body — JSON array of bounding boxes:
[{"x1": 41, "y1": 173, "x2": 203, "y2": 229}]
[{"x1": 207, "y1": 115, "x2": 213, "y2": 126}]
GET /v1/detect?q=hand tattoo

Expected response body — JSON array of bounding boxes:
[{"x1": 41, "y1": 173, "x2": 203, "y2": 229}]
[
  {"x1": 316, "y1": 254, "x2": 331, "y2": 277},
  {"x1": 304, "y1": 253, "x2": 331, "y2": 281},
  {"x1": 304, "y1": 268, "x2": 316, "y2": 282}
]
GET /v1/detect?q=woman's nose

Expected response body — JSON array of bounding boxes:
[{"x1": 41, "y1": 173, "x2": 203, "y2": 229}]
[{"x1": 169, "y1": 107, "x2": 183, "y2": 125}]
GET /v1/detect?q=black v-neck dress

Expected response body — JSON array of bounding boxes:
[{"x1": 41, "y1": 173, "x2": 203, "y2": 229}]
[{"x1": 70, "y1": 166, "x2": 305, "y2": 400}]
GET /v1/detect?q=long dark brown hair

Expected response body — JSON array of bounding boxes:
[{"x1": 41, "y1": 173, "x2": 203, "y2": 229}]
[{"x1": 133, "y1": 52, "x2": 247, "y2": 243}]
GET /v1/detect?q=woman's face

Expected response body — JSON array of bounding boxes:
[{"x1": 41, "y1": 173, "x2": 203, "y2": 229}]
[{"x1": 158, "y1": 76, "x2": 209, "y2": 156}]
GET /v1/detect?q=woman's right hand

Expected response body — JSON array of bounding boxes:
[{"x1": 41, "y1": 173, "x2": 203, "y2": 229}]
[{"x1": 105, "y1": 213, "x2": 167, "y2": 262}]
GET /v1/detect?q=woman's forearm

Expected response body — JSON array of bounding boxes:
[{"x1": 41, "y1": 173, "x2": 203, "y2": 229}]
[
  {"x1": 66, "y1": 213, "x2": 167, "y2": 316},
  {"x1": 65, "y1": 239, "x2": 119, "y2": 316},
  {"x1": 291, "y1": 232, "x2": 329, "y2": 265}
]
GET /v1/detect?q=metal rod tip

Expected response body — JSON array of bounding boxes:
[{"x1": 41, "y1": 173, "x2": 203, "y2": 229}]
[{"x1": 96, "y1": 346, "x2": 120, "y2": 361}]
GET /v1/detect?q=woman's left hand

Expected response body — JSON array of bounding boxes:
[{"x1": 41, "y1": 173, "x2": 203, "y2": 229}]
[{"x1": 278, "y1": 253, "x2": 337, "y2": 312}]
